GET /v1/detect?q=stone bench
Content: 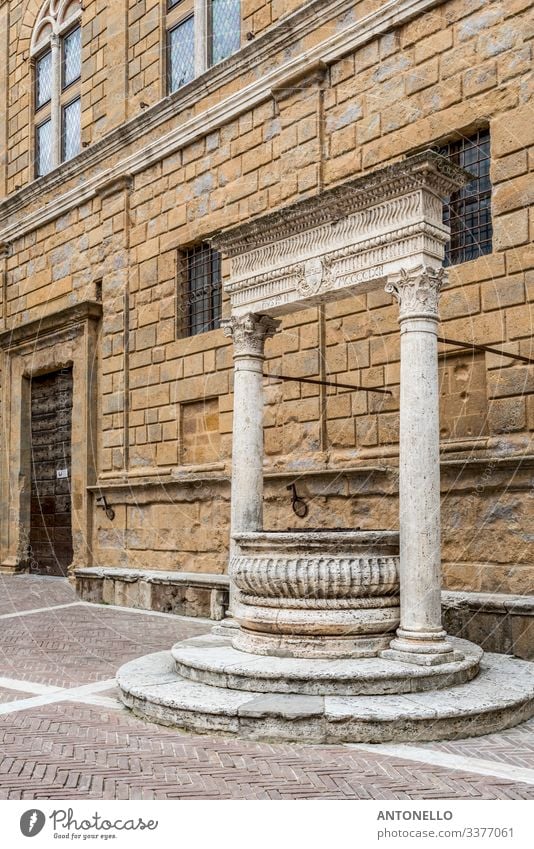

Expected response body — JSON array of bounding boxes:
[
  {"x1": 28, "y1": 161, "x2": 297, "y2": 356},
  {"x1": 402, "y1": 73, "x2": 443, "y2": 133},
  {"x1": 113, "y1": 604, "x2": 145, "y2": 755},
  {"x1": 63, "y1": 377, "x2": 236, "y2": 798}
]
[{"x1": 75, "y1": 567, "x2": 229, "y2": 620}]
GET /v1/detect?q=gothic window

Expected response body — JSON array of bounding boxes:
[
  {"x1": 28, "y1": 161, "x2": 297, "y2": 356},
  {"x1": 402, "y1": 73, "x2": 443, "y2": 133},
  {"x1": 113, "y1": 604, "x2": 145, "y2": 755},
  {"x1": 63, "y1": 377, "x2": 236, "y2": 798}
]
[
  {"x1": 178, "y1": 243, "x2": 222, "y2": 336},
  {"x1": 31, "y1": 1, "x2": 83, "y2": 178},
  {"x1": 167, "y1": 0, "x2": 241, "y2": 95},
  {"x1": 440, "y1": 129, "x2": 492, "y2": 266}
]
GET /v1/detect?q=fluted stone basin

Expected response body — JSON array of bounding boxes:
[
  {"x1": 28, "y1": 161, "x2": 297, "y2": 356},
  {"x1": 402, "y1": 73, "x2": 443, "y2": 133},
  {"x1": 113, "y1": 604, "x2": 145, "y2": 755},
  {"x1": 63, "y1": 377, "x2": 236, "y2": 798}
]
[{"x1": 230, "y1": 530, "x2": 400, "y2": 659}]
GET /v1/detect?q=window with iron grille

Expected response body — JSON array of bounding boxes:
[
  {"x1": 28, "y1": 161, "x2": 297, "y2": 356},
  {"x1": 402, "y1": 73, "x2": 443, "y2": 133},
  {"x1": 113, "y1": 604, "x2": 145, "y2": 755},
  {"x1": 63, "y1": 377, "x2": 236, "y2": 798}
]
[
  {"x1": 178, "y1": 244, "x2": 222, "y2": 337},
  {"x1": 440, "y1": 129, "x2": 492, "y2": 266},
  {"x1": 166, "y1": 0, "x2": 241, "y2": 95},
  {"x1": 32, "y1": 3, "x2": 83, "y2": 178}
]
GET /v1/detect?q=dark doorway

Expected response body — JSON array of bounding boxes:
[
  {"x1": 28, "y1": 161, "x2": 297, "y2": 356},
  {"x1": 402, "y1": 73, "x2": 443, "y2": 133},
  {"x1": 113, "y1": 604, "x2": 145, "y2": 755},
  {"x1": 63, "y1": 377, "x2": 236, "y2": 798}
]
[{"x1": 29, "y1": 368, "x2": 73, "y2": 576}]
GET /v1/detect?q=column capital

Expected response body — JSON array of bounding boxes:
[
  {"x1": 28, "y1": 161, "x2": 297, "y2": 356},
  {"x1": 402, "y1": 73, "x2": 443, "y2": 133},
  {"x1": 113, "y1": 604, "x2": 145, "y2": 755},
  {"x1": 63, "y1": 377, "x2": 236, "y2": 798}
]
[
  {"x1": 385, "y1": 265, "x2": 447, "y2": 322},
  {"x1": 222, "y1": 313, "x2": 280, "y2": 357}
]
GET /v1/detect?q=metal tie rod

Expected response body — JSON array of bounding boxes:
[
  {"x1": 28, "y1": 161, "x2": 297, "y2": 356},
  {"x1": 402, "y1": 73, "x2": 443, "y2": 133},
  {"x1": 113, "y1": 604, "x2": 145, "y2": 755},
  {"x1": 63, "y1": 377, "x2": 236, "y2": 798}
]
[
  {"x1": 264, "y1": 372, "x2": 392, "y2": 396},
  {"x1": 438, "y1": 336, "x2": 534, "y2": 366}
]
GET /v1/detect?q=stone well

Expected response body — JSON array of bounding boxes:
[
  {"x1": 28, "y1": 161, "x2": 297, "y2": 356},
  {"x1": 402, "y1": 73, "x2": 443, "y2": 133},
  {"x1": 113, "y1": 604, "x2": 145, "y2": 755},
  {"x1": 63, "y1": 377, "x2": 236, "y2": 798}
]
[
  {"x1": 230, "y1": 530, "x2": 400, "y2": 658},
  {"x1": 117, "y1": 153, "x2": 534, "y2": 743}
]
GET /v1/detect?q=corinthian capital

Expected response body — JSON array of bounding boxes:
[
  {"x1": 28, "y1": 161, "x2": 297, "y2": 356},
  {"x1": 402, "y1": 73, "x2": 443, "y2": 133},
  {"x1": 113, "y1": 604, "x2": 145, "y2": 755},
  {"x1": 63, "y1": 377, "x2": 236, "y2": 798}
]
[
  {"x1": 222, "y1": 313, "x2": 280, "y2": 357},
  {"x1": 385, "y1": 266, "x2": 447, "y2": 322}
]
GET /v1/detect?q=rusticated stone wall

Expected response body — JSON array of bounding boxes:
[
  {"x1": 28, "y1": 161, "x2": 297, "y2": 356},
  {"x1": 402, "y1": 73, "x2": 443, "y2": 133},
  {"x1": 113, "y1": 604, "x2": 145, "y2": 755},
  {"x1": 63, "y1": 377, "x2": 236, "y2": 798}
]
[{"x1": 0, "y1": 0, "x2": 532, "y2": 600}]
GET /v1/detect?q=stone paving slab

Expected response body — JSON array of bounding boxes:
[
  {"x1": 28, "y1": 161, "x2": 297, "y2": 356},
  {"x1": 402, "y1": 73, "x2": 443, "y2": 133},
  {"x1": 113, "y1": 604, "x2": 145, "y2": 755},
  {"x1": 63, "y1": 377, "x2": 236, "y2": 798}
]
[{"x1": 0, "y1": 575, "x2": 533, "y2": 799}]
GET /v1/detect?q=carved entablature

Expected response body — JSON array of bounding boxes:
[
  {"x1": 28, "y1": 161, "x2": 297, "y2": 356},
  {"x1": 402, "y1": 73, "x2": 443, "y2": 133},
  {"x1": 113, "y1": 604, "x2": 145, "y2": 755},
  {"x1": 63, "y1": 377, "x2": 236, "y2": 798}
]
[{"x1": 210, "y1": 152, "x2": 471, "y2": 317}]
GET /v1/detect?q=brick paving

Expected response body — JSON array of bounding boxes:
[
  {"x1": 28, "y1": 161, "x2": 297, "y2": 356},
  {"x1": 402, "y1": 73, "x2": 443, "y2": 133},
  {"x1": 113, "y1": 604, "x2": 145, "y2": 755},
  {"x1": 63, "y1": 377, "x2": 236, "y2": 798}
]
[{"x1": 0, "y1": 574, "x2": 533, "y2": 800}]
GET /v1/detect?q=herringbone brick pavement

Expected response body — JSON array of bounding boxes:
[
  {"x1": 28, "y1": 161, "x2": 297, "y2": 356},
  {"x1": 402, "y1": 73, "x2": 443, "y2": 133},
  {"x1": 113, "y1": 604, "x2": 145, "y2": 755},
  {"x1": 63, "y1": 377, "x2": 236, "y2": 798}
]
[
  {"x1": 0, "y1": 701, "x2": 533, "y2": 800},
  {"x1": 419, "y1": 721, "x2": 534, "y2": 770},
  {"x1": 0, "y1": 599, "x2": 206, "y2": 687},
  {"x1": 0, "y1": 688, "x2": 32, "y2": 704},
  {"x1": 0, "y1": 575, "x2": 533, "y2": 800},
  {"x1": 0, "y1": 574, "x2": 76, "y2": 614}
]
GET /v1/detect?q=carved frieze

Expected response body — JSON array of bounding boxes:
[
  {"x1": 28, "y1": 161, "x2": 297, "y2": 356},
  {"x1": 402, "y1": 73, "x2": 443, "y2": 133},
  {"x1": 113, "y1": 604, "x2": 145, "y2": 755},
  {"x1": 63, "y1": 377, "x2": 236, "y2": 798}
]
[{"x1": 210, "y1": 152, "x2": 471, "y2": 316}]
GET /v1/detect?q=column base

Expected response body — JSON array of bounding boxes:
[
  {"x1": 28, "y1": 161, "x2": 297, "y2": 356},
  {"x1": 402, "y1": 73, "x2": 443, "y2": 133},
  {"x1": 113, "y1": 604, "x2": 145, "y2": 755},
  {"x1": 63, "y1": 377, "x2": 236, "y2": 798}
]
[{"x1": 381, "y1": 629, "x2": 464, "y2": 666}]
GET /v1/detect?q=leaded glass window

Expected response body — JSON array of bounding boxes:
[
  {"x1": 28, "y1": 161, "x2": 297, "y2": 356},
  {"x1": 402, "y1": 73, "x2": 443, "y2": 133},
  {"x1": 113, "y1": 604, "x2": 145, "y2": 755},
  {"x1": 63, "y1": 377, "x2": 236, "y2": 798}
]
[
  {"x1": 36, "y1": 119, "x2": 54, "y2": 177},
  {"x1": 178, "y1": 244, "x2": 222, "y2": 336},
  {"x1": 62, "y1": 98, "x2": 81, "y2": 161},
  {"x1": 168, "y1": 16, "x2": 195, "y2": 92},
  {"x1": 209, "y1": 0, "x2": 241, "y2": 66},
  {"x1": 440, "y1": 130, "x2": 492, "y2": 266},
  {"x1": 31, "y1": 1, "x2": 83, "y2": 179},
  {"x1": 36, "y1": 50, "x2": 52, "y2": 109},
  {"x1": 62, "y1": 26, "x2": 81, "y2": 89},
  {"x1": 166, "y1": 0, "x2": 241, "y2": 94}
]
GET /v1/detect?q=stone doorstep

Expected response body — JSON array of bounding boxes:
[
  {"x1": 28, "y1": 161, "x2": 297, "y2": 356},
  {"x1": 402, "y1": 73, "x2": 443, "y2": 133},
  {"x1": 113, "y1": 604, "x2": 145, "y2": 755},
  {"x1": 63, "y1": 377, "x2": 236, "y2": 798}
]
[
  {"x1": 116, "y1": 648, "x2": 534, "y2": 744},
  {"x1": 74, "y1": 567, "x2": 229, "y2": 621}
]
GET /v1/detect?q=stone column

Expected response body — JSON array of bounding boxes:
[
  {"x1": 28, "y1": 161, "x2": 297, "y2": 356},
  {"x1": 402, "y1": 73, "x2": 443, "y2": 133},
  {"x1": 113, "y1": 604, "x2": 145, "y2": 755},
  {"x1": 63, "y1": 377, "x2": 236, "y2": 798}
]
[
  {"x1": 382, "y1": 266, "x2": 461, "y2": 666},
  {"x1": 221, "y1": 313, "x2": 280, "y2": 611}
]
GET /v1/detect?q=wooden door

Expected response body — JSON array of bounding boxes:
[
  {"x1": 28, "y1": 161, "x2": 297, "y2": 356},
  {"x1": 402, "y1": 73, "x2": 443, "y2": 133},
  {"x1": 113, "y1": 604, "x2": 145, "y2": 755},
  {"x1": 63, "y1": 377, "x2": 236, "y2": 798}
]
[{"x1": 29, "y1": 368, "x2": 73, "y2": 576}]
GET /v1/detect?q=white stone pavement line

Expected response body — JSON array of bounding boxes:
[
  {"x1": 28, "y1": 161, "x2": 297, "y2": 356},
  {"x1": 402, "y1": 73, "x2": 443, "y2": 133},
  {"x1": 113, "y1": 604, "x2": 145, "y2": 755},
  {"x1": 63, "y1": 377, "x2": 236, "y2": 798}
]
[
  {"x1": 0, "y1": 677, "x2": 121, "y2": 715},
  {"x1": 351, "y1": 743, "x2": 534, "y2": 786},
  {"x1": 0, "y1": 676, "x2": 63, "y2": 695},
  {"x1": 0, "y1": 602, "x2": 84, "y2": 620},
  {"x1": 0, "y1": 676, "x2": 122, "y2": 711}
]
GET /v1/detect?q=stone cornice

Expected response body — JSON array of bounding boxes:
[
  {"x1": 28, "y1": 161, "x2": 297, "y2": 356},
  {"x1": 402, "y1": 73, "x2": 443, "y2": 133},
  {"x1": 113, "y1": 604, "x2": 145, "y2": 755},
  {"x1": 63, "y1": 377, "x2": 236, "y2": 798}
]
[
  {"x1": 0, "y1": 0, "x2": 446, "y2": 244},
  {"x1": 0, "y1": 301, "x2": 102, "y2": 349}
]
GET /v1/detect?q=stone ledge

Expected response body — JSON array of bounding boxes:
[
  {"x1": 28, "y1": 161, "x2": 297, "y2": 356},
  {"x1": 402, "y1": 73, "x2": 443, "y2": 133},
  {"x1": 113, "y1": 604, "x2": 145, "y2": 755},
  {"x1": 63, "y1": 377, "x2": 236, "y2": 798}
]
[
  {"x1": 442, "y1": 590, "x2": 534, "y2": 661},
  {"x1": 75, "y1": 567, "x2": 229, "y2": 621}
]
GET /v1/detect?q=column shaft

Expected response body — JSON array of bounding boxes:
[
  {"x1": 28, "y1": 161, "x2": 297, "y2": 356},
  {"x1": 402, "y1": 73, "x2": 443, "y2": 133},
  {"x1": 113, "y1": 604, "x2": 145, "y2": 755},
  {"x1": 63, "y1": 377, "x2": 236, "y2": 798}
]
[
  {"x1": 221, "y1": 313, "x2": 280, "y2": 620},
  {"x1": 382, "y1": 266, "x2": 461, "y2": 666},
  {"x1": 230, "y1": 355, "x2": 265, "y2": 536}
]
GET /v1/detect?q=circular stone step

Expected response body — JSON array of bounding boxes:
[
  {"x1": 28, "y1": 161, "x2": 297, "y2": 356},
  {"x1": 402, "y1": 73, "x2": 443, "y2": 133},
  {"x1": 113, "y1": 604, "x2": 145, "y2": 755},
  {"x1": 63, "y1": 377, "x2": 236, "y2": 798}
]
[
  {"x1": 171, "y1": 634, "x2": 482, "y2": 696},
  {"x1": 116, "y1": 649, "x2": 534, "y2": 744}
]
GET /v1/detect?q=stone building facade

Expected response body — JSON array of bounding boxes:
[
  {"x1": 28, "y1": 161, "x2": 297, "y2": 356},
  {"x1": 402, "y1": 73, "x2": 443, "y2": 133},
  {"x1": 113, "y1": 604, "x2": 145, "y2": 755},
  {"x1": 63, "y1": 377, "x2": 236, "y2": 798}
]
[{"x1": 0, "y1": 0, "x2": 532, "y2": 653}]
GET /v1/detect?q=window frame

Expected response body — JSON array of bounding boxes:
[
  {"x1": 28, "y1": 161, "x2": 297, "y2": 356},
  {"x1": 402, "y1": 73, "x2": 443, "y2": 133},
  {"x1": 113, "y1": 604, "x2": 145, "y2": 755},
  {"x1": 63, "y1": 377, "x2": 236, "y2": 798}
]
[
  {"x1": 178, "y1": 243, "x2": 223, "y2": 338},
  {"x1": 167, "y1": 13, "x2": 196, "y2": 95},
  {"x1": 61, "y1": 95, "x2": 82, "y2": 162},
  {"x1": 439, "y1": 129, "x2": 492, "y2": 267},
  {"x1": 35, "y1": 47, "x2": 53, "y2": 112},
  {"x1": 165, "y1": 0, "x2": 241, "y2": 96},
  {"x1": 61, "y1": 24, "x2": 82, "y2": 93},
  {"x1": 30, "y1": 1, "x2": 83, "y2": 179},
  {"x1": 35, "y1": 116, "x2": 54, "y2": 178}
]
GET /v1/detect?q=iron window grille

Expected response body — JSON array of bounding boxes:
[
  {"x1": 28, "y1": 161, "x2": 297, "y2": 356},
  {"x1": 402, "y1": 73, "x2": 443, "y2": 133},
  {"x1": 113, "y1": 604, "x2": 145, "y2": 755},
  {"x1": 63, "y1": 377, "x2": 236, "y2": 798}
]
[
  {"x1": 439, "y1": 129, "x2": 492, "y2": 266},
  {"x1": 178, "y1": 243, "x2": 222, "y2": 337}
]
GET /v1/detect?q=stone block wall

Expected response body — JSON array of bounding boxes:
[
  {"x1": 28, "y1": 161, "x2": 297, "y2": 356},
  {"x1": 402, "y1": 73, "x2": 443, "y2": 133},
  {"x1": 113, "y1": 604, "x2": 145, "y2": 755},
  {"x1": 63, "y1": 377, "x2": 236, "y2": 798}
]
[{"x1": 0, "y1": 0, "x2": 532, "y2": 600}]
